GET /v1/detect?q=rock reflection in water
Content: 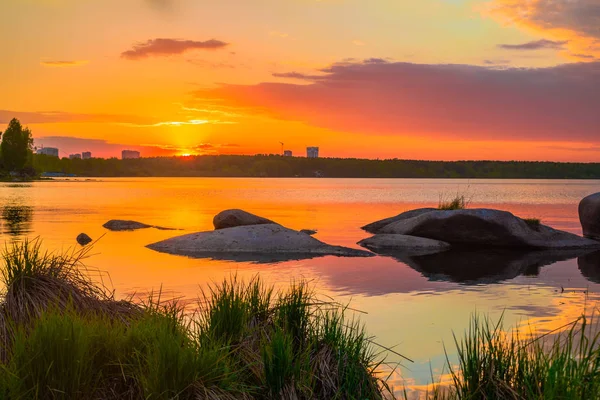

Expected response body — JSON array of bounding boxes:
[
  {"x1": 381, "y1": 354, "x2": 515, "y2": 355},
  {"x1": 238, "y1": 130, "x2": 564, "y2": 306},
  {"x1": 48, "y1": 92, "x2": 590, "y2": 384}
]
[
  {"x1": 1, "y1": 205, "x2": 34, "y2": 236},
  {"x1": 578, "y1": 251, "x2": 600, "y2": 283},
  {"x1": 374, "y1": 248, "x2": 593, "y2": 284}
]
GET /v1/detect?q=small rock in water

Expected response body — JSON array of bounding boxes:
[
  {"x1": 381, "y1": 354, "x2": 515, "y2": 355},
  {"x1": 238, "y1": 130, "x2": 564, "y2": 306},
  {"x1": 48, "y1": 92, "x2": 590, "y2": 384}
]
[
  {"x1": 300, "y1": 229, "x2": 318, "y2": 235},
  {"x1": 103, "y1": 220, "x2": 152, "y2": 231},
  {"x1": 76, "y1": 233, "x2": 92, "y2": 246}
]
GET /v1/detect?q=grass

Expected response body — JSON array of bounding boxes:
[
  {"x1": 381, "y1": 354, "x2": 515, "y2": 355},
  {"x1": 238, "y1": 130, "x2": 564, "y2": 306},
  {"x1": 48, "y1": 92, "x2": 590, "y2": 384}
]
[
  {"x1": 0, "y1": 239, "x2": 391, "y2": 399},
  {"x1": 524, "y1": 217, "x2": 542, "y2": 230},
  {"x1": 438, "y1": 195, "x2": 468, "y2": 210},
  {"x1": 420, "y1": 314, "x2": 600, "y2": 400}
]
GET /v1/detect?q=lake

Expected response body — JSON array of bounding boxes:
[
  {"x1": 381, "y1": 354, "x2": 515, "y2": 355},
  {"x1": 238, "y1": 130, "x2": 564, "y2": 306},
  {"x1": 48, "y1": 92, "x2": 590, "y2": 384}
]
[{"x1": 1, "y1": 178, "x2": 600, "y2": 396}]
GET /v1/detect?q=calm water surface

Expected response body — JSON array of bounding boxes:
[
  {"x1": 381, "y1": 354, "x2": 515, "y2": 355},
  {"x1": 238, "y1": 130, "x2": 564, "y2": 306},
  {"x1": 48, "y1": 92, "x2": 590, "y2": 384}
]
[{"x1": 1, "y1": 178, "x2": 600, "y2": 396}]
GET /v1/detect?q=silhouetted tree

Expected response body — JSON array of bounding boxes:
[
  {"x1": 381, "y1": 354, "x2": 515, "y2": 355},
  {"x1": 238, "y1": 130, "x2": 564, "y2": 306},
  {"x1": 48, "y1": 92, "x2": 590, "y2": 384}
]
[{"x1": 1, "y1": 118, "x2": 34, "y2": 172}]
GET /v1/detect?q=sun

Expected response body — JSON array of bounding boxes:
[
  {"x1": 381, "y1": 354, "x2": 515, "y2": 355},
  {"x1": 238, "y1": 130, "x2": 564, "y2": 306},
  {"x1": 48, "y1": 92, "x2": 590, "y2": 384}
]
[{"x1": 179, "y1": 153, "x2": 192, "y2": 157}]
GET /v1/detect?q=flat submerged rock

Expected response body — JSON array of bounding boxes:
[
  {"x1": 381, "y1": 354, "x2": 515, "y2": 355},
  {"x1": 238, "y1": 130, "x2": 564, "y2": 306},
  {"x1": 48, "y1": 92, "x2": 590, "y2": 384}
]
[
  {"x1": 147, "y1": 224, "x2": 373, "y2": 259},
  {"x1": 103, "y1": 220, "x2": 176, "y2": 232}
]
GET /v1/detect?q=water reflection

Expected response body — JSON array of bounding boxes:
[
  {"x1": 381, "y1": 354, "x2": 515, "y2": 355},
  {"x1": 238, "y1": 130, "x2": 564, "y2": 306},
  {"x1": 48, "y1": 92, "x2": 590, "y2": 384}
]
[
  {"x1": 577, "y1": 251, "x2": 600, "y2": 283},
  {"x1": 374, "y1": 248, "x2": 594, "y2": 284},
  {"x1": 1, "y1": 205, "x2": 34, "y2": 236},
  {"x1": 174, "y1": 251, "x2": 340, "y2": 263}
]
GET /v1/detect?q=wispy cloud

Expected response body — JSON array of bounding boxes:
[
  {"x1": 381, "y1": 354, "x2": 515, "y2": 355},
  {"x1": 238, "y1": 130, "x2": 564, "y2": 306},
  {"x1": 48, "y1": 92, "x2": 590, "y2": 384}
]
[
  {"x1": 121, "y1": 38, "x2": 228, "y2": 60},
  {"x1": 572, "y1": 53, "x2": 597, "y2": 60},
  {"x1": 40, "y1": 60, "x2": 88, "y2": 67},
  {"x1": 0, "y1": 110, "x2": 236, "y2": 127},
  {"x1": 352, "y1": 40, "x2": 366, "y2": 46},
  {"x1": 497, "y1": 39, "x2": 567, "y2": 50}
]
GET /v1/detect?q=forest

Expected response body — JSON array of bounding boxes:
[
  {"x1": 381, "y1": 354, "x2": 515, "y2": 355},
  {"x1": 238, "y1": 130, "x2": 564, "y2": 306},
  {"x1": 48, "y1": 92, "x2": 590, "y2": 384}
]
[{"x1": 32, "y1": 153, "x2": 600, "y2": 179}]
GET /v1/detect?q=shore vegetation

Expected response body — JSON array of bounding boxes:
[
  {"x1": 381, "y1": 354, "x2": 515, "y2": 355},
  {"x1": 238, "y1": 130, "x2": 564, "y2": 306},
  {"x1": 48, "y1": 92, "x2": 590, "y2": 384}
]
[{"x1": 0, "y1": 239, "x2": 391, "y2": 399}]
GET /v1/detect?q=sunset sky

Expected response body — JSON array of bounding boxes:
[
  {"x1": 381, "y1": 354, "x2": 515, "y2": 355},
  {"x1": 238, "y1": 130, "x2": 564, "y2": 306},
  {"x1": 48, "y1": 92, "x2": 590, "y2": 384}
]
[{"x1": 1, "y1": 0, "x2": 599, "y2": 161}]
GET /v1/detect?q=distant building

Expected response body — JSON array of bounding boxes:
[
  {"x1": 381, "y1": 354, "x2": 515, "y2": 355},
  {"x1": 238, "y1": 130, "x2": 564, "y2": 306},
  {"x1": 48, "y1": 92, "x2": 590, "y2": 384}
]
[
  {"x1": 36, "y1": 147, "x2": 59, "y2": 157},
  {"x1": 283, "y1": 150, "x2": 293, "y2": 157},
  {"x1": 122, "y1": 150, "x2": 140, "y2": 159},
  {"x1": 69, "y1": 153, "x2": 82, "y2": 160},
  {"x1": 306, "y1": 147, "x2": 319, "y2": 158},
  {"x1": 82, "y1": 151, "x2": 92, "y2": 159}
]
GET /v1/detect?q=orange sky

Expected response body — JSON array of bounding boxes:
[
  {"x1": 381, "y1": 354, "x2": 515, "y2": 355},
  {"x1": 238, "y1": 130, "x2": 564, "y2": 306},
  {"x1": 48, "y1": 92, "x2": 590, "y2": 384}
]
[{"x1": 1, "y1": 0, "x2": 599, "y2": 161}]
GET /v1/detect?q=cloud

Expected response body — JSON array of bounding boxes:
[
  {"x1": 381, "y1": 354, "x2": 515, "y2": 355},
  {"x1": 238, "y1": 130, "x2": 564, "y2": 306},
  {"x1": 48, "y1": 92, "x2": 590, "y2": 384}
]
[
  {"x1": 497, "y1": 39, "x2": 567, "y2": 50},
  {"x1": 352, "y1": 40, "x2": 366, "y2": 46},
  {"x1": 483, "y1": 59, "x2": 511, "y2": 65},
  {"x1": 194, "y1": 59, "x2": 600, "y2": 142},
  {"x1": 0, "y1": 110, "x2": 235, "y2": 127},
  {"x1": 489, "y1": 0, "x2": 600, "y2": 56},
  {"x1": 272, "y1": 71, "x2": 324, "y2": 80},
  {"x1": 572, "y1": 53, "x2": 597, "y2": 60},
  {"x1": 121, "y1": 38, "x2": 228, "y2": 60},
  {"x1": 491, "y1": 0, "x2": 600, "y2": 41},
  {"x1": 0, "y1": 110, "x2": 153, "y2": 125},
  {"x1": 40, "y1": 60, "x2": 88, "y2": 67}
]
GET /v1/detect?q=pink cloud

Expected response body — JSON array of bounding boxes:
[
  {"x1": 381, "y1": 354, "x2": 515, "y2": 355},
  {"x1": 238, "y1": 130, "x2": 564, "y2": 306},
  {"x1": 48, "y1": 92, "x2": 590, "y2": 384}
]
[{"x1": 195, "y1": 59, "x2": 600, "y2": 142}]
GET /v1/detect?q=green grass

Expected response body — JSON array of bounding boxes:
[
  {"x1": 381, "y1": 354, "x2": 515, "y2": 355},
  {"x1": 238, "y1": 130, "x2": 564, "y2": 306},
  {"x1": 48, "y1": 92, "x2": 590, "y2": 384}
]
[
  {"x1": 0, "y1": 239, "x2": 391, "y2": 399},
  {"x1": 421, "y1": 314, "x2": 600, "y2": 400},
  {"x1": 524, "y1": 217, "x2": 542, "y2": 230},
  {"x1": 438, "y1": 194, "x2": 468, "y2": 210}
]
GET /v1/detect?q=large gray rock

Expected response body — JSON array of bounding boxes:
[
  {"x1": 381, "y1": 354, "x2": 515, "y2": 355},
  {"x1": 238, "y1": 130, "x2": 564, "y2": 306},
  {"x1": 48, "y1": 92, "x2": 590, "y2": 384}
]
[
  {"x1": 103, "y1": 220, "x2": 151, "y2": 231},
  {"x1": 579, "y1": 193, "x2": 600, "y2": 241},
  {"x1": 213, "y1": 209, "x2": 277, "y2": 230},
  {"x1": 378, "y1": 208, "x2": 600, "y2": 249},
  {"x1": 358, "y1": 234, "x2": 450, "y2": 254},
  {"x1": 361, "y1": 208, "x2": 437, "y2": 233},
  {"x1": 147, "y1": 224, "x2": 373, "y2": 260}
]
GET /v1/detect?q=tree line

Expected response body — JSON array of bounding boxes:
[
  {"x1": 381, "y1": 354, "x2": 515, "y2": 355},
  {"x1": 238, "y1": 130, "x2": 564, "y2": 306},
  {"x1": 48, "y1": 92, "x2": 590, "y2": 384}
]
[
  {"x1": 3, "y1": 118, "x2": 599, "y2": 179},
  {"x1": 33, "y1": 153, "x2": 600, "y2": 179}
]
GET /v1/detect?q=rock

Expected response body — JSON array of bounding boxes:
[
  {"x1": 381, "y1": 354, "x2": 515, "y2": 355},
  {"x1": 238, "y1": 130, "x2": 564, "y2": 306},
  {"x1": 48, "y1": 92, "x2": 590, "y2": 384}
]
[
  {"x1": 579, "y1": 193, "x2": 600, "y2": 241},
  {"x1": 103, "y1": 220, "x2": 152, "y2": 231},
  {"x1": 378, "y1": 208, "x2": 600, "y2": 249},
  {"x1": 358, "y1": 234, "x2": 450, "y2": 254},
  {"x1": 147, "y1": 224, "x2": 373, "y2": 260},
  {"x1": 213, "y1": 209, "x2": 277, "y2": 230},
  {"x1": 361, "y1": 208, "x2": 437, "y2": 233},
  {"x1": 76, "y1": 233, "x2": 92, "y2": 246},
  {"x1": 300, "y1": 229, "x2": 318, "y2": 236}
]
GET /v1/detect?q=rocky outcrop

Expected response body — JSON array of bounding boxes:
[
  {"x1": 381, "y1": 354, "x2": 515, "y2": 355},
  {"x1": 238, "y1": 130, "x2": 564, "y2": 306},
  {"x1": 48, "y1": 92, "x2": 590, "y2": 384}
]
[
  {"x1": 361, "y1": 208, "x2": 437, "y2": 234},
  {"x1": 300, "y1": 229, "x2": 318, "y2": 236},
  {"x1": 76, "y1": 233, "x2": 92, "y2": 246},
  {"x1": 358, "y1": 234, "x2": 450, "y2": 255},
  {"x1": 103, "y1": 220, "x2": 152, "y2": 231},
  {"x1": 376, "y1": 209, "x2": 599, "y2": 249},
  {"x1": 579, "y1": 193, "x2": 600, "y2": 241},
  {"x1": 213, "y1": 209, "x2": 277, "y2": 230},
  {"x1": 147, "y1": 224, "x2": 373, "y2": 260}
]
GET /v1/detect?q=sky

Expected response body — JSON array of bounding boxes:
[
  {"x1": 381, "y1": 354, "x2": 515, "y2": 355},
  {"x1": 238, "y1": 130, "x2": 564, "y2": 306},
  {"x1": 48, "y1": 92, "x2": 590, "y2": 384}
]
[{"x1": 1, "y1": 0, "x2": 599, "y2": 161}]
